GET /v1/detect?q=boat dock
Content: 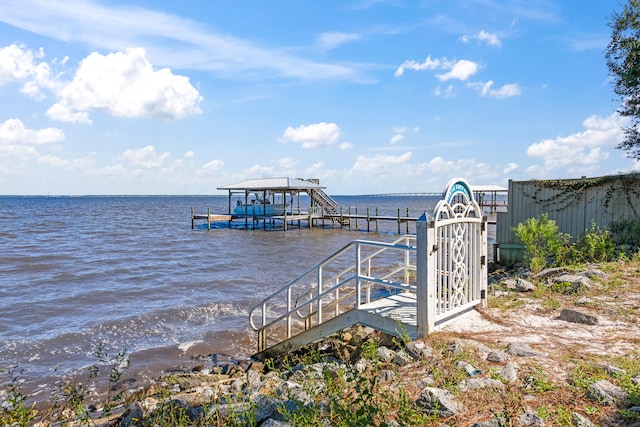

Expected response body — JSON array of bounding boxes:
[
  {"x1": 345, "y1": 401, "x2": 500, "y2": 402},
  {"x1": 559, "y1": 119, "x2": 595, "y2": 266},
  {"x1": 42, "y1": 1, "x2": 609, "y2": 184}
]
[
  {"x1": 191, "y1": 206, "x2": 421, "y2": 232},
  {"x1": 191, "y1": 177, "x2": 506, "y2": 232}
]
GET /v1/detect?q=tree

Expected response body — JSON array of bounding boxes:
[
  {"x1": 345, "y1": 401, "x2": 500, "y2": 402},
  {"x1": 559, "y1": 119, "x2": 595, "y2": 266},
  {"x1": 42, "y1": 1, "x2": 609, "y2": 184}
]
[{"x1": 606, "y1": 0, "x2": 640, "y2": 159}]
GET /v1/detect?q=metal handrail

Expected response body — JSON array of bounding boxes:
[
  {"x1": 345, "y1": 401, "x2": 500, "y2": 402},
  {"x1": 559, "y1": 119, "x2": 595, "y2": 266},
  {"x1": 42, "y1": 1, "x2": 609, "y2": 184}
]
[{"x1": 249, "y1": 235, "x2": 417, "y2": 351}]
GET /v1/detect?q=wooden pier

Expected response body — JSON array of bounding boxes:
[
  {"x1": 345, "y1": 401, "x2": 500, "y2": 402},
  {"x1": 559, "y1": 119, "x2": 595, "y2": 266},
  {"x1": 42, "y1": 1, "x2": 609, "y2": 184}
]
[{"x1": 192, "y1": 178, "x2": 506, "y2": 233}]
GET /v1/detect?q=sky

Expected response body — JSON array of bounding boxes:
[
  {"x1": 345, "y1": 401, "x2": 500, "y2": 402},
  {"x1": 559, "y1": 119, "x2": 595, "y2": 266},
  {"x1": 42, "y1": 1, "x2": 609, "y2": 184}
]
[{"x1": 0, "y1": 0, "x2": 638, "y2": 195}]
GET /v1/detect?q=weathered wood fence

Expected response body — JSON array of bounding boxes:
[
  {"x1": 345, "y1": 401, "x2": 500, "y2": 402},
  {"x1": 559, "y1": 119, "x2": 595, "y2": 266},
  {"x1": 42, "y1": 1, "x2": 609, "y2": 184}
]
[{"x1": 496, "y1": 173, "x2": 640, "y2": 264}]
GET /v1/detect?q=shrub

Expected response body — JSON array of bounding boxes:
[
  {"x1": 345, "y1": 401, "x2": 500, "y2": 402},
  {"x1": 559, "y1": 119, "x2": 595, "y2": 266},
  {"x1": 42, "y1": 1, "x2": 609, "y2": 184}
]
[
  {"x1": 573, "y1": 221, "x2": 616, "y2": 263},
  {"x1": 609, "y1": 218, "x2": 640, "y2": 251},
  {"x1": 512, "y1": 214, "x2": 571, "y2": 273}
]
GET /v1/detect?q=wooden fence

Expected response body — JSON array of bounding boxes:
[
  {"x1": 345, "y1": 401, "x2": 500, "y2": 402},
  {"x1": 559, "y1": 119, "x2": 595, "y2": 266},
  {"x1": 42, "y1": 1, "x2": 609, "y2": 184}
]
[{"x1": 496, "y1": 173, "x2": 640, "y2": 264}]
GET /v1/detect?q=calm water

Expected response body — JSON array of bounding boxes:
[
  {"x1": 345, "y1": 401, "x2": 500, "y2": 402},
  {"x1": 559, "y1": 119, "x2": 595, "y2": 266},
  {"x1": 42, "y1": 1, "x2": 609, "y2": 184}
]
[{"x1": 0, "y1": 194, "x2": 447, "y2": 397}]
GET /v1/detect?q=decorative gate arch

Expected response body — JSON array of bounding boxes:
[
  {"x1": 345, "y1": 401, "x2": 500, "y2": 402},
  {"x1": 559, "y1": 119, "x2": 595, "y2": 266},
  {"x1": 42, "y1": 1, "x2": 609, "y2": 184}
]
[{"x1": 416, "y1": 178, "x2": 488, "y2": 336}]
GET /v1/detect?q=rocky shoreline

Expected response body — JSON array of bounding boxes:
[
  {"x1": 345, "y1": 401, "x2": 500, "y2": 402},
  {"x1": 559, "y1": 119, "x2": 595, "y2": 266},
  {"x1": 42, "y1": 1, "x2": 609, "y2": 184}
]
[{"x1": 31, "y1": 262, "x2": 640, "y2": 426}]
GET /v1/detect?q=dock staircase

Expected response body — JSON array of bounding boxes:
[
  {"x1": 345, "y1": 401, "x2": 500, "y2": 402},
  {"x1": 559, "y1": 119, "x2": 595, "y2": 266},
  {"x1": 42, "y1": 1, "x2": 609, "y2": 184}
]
[
  {"x1": 303, "y1": 181, "x2": 350, "y2": 226},
  {"x1": 248, "y1": 178, "x2": 489, "y2": 360},
  {"x1": 249, "y1": 235, "x2": 418, "y2": 359}
]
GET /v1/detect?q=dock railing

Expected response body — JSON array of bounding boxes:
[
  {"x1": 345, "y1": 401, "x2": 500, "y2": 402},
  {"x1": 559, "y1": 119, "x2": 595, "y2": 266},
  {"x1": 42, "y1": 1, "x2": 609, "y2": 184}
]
[{"x1": 249, "y1": 235, "x2": 417, "y2": 352}]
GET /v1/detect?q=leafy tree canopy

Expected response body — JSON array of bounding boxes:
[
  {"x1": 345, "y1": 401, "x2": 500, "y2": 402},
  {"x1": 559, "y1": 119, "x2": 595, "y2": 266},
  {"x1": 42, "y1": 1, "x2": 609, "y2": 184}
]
[{"x1": 606, "y1": 0, "x2": 640, "y2": 159}]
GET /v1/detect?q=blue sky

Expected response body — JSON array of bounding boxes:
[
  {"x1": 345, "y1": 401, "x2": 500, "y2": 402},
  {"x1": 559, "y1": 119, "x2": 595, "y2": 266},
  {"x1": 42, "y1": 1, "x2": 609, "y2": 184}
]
[{"x1": 0, "y1": 0, "x2": 636, "y2": 195}]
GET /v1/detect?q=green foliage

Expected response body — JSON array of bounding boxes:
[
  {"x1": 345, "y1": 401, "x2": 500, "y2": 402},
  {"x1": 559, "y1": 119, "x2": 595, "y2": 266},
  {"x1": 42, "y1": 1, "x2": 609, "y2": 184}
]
[
  {"x1": 512, "y1": 214, "x2": 570, "y2": 272},
  {"x1": 573, "y1": 222, "x2": 617, "y2": 263},
  {"x1": 606, "y1": 0, "x2": 640, "y2": 159},
  {"x1": 0, "y1": 367, "x2": 38, "y2": 427},
  {"x1": 50, "y1": 344, "x2": 130, "y2": 426},
  {"x1": 524, "y1": 367, "x2": 556, "y2": 394},
  {"x1": 513, "y1": 215, "x2": 628, "y2": 272},
  {"x1": 609, "y1": 217, "x2": 640, "y2": 250}
]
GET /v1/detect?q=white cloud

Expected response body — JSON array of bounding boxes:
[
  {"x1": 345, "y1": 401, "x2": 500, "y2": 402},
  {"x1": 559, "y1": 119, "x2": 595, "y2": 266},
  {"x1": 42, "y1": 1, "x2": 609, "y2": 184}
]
[
  {"x1": 389, "y1": 126, "x2": 419, "y2": 144},
  {"x1": 396, "y1": 55, "x2": 478, "y2": 82},
  {"x1": 390, "y1": 134, "x2": 404, "y2": 144},
  {"x1": 394, "y1": 55, "x2": 440, "y2": 77},
  {"x1": 280, "y1": 122, "x2": 342, "y2": 149},
  {"x1": 46, "y1": 103, "x2": 92, "y2": 124},
  {"x1": 277, "y1": 157, "x2": 298, "y2": 169},
  {"x1": 196, "y1": 159, "x2": 224, "y2": 177},
  {"x1": 37, "y1": 154, "x2": 69, "y2": 167},
  {"x1": 0, "y1": 118, "x2": 64, "y2": 145},
  {"x1": 353, "y1": 152, "x2": 412, "y2": 173},
  {"x1": 0, "y1": 43, "x2": 203, "y2": 122},
  {"x1": 470, "y1": 80, "x2": 521, "y2": 98},
  {"x1": 244, "y1": 164, "x2": 275, "y2": 177},
  {"x1": 339, "y1": 142, "x2": 354, "y2": 150},
  {"x1": 436, "y1": 59, "x2": 478, "y2": 82},
  {"x1": 434, "y1": 85, "x2": 455, "y2": 98},
  {"x1": 503, "y1": 162, "x2": 519, "y2": 174},
  {"x1": 0, "y1": 43, "x2": 55, "y2": 99},
  {"x1": 0, "y1": 1, "x2": 366, "y2": 82},
  {"x1": 305, "y1": 162, "x2": 335, "y2": 181},
  {"x1": 318, "y1": 32, "x2": 362, "y2": 51},
  {"x1": 121, "y1": 145, "x2": 171, "y2": 168},
  {"x1": 526, "y1": 113, "x2": 627, "y2": 174},
  {"x1": 55, "y1": 48, "x2": 202, "y2": 121},
  {"x1": 461, "y1": 30, "x2": 502, "y2": 48}
]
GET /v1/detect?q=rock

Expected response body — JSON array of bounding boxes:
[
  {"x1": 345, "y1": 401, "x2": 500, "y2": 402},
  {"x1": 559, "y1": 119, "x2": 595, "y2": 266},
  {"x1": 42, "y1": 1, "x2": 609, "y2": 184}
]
[
  {"x1": 118, "y1": 402, "x2": 144, "y2": 427},
  {"x1": 458, "y1": 377, "x2": 504, "y2": 392},
  {"x1": 571, "y1": 412, "x2": 597, "y2": 427},
  {"x1": 558, "y1": 308, "x2": 598, "y2": 325},
  {"x1": 516, "y1": 280, "x2": 536, "y2": 292},
  {"x1": 553, "y1": 274, "x2": 592, "y2": 293},
  {"x1": 211, "y1": 354, "x2": 238, "y2": 366},
  {"x1": 579, "y1": 268, "x2": 607, "y2": 279},
  {"x1": 418, "y1": 376, "x2": 435, "y2": 388},
  {"x1": 506, "y1": 342, "x2": 546, "y2": 358},
  {"x1": 248, "y1": 361, "x2": 265, "y2": 373},
  {"x1": 587, "y1": 379, "x2": 628, "y2": 405},
  {"x1": 376, "y1": 369, "x2": 396, "y2": 383},
  {"x1": 261, "y1": 419, "x2": 292, "y2": 427},
  {"x1": 415, "y1": 387, "x2": 462, "y2": 417},
  {"x1": 472, "y1": 417, "x2": 508, "y2": 427},
  {"x1": 252, "y1": 394, "x2": 280, "y2": 423},
  {"x1": 511, "y1": 278, "x2": 536, "y2": 292},
  {"x1": 247, "y1": 368, "x2": 263, "y2": 390},
  {"x1": 517, "y1": 412, "x2": 544, "y2": 426},
  {"x1": 499, "y1": 362, "x2": 519, "y2": 383},
  {"x1": 377, "y1": 346, "x2": 396, "y2": 363},
  {"x1": 633, "y1": 375, "x2": 640, "y2": 385},
  {"x1": 574, "y1": 296, "x2": 591, "y2": 305},
  {"x1": 405, "y1": 340, "x2": 433, "y2": 359},
  {"x1": 599, "y1": 363, "x2": 626, "y2": 377},
  {"x1": 394, "y1": 350, "x2": 413, "y2": 366},
  {"x1": 533, "y1": 267, "x2": 569, "y2": 279},
  {"x1": 276, "y1": 380, "x2": 311, "y2": 405},
  {"x1": 486, "y1": 350, "x2": 509, "y2": 363}
]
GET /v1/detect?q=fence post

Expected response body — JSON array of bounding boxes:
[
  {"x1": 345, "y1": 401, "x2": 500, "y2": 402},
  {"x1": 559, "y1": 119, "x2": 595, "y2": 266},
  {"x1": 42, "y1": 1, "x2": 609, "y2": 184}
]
[
  {"x1": 481, "y1": 216, "x2": 488, "y2": 308},
  {"x1": 416, "y1": 213, "x2": 435, "y2": 338}
]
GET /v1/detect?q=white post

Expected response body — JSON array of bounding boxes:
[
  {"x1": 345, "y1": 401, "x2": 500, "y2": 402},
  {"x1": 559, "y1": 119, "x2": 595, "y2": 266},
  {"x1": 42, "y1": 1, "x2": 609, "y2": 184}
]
[
  {"x1": 317, "y1": 266, "x2": 323, "y2": 325},
  {"x1": 480, "y1": 216, "x2": 488, "y2": 307},
  {"x1": 416, "y1": 213, "x2": 432, "y2": 338},
  {"x1": 356, "y1": 243, "x2": 362, "y2": 308}
]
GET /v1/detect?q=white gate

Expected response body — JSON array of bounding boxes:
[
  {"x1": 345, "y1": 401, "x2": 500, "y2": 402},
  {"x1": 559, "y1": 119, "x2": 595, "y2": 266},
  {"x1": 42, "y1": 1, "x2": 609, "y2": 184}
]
[{"x1": 416, "y1": 178, "x2": 488, "y2": 336}]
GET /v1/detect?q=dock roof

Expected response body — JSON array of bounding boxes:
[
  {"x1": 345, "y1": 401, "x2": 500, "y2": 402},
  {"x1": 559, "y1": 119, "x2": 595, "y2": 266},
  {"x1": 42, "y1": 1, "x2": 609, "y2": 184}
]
[
  {"x1": 470, "y1": 184, "x2": 508, "y2": 193},
  {"x1": 217, "y1": 177, "x2": 325, "y2": 192}
]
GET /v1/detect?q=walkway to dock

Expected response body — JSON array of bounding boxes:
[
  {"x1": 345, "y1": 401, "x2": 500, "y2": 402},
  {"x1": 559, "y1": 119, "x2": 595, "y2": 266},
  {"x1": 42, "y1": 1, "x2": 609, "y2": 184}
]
[
  {"x1": 191, "y1": 178, "x2": 506, "y2": 232},
  {"x1": 249, "y1": 178, "x2": 489, "y2": 359}
]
